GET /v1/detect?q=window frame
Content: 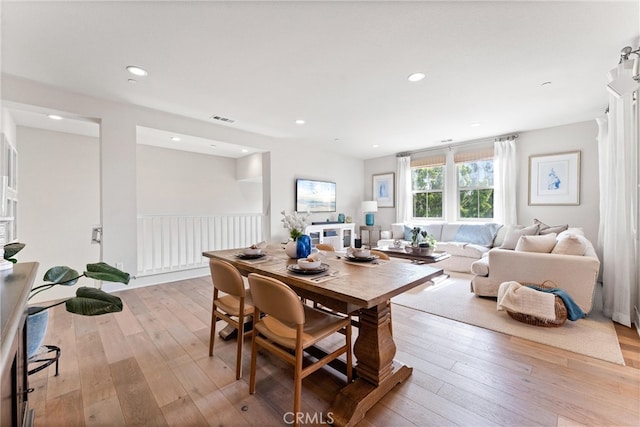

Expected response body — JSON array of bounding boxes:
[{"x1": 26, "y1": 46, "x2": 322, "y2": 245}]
[
  {"x1": 456, "y1": 158, "x2": 495, "y2": 221},
  {"x1": 410, "y1": 164, "x2": 445, "y2": 220}
]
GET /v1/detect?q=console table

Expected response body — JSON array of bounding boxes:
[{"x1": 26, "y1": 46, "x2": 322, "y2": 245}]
[
  {"x1": 305, "y1": 223, "x2": 355, "y2": 251},
  {"x1": 359, "y1": 225, "x2": 381, "y2": 248},
  {"x1": 1, "y1": 262, "x2": 38, "y2": 427}
]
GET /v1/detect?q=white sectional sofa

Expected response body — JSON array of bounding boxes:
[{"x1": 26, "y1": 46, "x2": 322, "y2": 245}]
[
  {"x1": 376, "y1": 222, "x2": 503, "y2": 273},
  {"x1": 470, "y1": 227, "x2": 600, "y2": 314}
]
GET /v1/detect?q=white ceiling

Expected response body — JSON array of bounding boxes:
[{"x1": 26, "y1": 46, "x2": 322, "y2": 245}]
[{"x1": 1, "y1": 1, "x2": 638, "y2": 159}]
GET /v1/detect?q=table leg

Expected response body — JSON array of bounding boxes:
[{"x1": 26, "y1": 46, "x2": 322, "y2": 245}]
[{"x1": 328, "y1": 302, "x2": 413, "y2": 427}]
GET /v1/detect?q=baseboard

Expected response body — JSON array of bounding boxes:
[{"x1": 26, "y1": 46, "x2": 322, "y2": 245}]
[{"x1": 635, "y1": 305, "x2": 640, "y2": 337}]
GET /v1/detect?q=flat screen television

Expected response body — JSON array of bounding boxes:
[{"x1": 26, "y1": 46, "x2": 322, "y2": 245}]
[{"x1": 295, "y1": 179, "x2": 336, "y2": 213}]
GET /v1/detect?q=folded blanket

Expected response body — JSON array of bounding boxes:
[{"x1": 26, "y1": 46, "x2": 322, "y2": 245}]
[
  {"x1": 526, "y1": 285, "x2": 585, "y2": 321},
  {"x1": 497, "y1": 281, "x2": 556, "y2": 321}
]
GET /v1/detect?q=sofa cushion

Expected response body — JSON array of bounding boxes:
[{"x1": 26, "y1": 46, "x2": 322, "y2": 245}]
[
  {"x1": 534, "y1": 218, "x2": 569, "y2": 235},
  {"x1": 500, "y1": 224, "x2": 539, "y2": 250},
  {"x1": 493, "y1": 224, "x2": 521, "y2": 247},
  {"x1": 441, "y1": 223, "x2": 502, "y2": 247},
  {"x1": 558, "y1": 227, "x2": 585, "y2": 239},
  {"x1": 403, "y1": 223, "x2": 444, "y2": 242},
  {"x1": 436, "y1": 242, "x2": 489, "y2": 258},
  {"x1": 391, "y1": 223, "x2": 405, "y2": 240},
  {"x1": 552, "y1": 233, "x2": 587, "y2": 256},
  {"x1": 515, "y1": 233, "x2": 557, "y2": 253}
]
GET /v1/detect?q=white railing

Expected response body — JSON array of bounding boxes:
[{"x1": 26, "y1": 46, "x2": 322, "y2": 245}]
[{"x1": 137, "y1": 214, "x2": 263, "y2": 276}]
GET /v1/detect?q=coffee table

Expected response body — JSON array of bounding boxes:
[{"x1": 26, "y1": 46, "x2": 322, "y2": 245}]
[{"x1": 374, "y1": 245, "x2": 451, "y2": 264}]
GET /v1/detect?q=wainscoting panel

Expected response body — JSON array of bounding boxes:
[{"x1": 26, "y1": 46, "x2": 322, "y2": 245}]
[{"x1": 137, "y1": 214, "x2": 263, "y2": 276}]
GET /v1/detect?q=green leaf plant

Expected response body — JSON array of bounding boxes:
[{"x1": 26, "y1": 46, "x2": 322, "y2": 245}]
[{"x1": 5, "y1": 243, "x2": 130, "y2": 316}]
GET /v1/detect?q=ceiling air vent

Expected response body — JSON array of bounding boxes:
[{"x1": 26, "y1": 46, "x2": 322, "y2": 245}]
[{"x1": 210, "y1": 115, "x2": 236, "y2": 124}]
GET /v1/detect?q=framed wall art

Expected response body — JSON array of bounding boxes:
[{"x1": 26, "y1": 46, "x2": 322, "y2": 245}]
[
  {"x1": 372, "y1": 172, "x2": 395, "y2": 208},
  {"x1": 529, "y1": 151, "x2": 580, "y2": 205}
]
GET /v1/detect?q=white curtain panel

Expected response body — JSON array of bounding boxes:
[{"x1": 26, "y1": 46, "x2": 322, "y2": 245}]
[
  {"x1": 493, "y1": 139, "x2": 517, "y2": 225},
  {"x1": 596, "y1": 60, "x2": 639, "y2": 327},
  {"x1": 396, "y1": 155, "x2": 412, "y2": 223}
]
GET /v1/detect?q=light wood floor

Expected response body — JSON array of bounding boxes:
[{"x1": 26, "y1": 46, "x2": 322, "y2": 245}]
[{"x1": 29, "y1": 276, "x2": 640, "y2": 426}]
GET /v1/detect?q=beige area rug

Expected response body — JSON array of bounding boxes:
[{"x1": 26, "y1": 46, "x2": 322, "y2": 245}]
[{"x1": 391, "y1": 273, "x2": 625, "y2": 365}]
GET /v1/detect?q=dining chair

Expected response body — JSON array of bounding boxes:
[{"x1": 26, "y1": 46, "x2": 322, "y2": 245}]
[
  {"x1": 369, "y1": 249, "x2": 390, "y2": 260},
  {"x1": 315, "y1": 243, "x2": 335, "y2": 251},
  {"x1": 209, "y1": 258, "x2": 254, "y2": 380},
  {"x1": 247, "y1": 273, "x2": 352, "y2": 426}
]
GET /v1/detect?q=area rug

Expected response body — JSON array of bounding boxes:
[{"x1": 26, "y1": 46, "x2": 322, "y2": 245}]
[{"x1": 391, "y1": 273, "x2": 625, "y2": 365}]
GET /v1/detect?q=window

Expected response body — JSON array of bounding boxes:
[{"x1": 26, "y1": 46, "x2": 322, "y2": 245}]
[
  {"x1": 457, "y1": 158, "x2": 494, "y2": 219},
  {"x1": 411, "y1": 155, "x2": 445, "y2": 219}
]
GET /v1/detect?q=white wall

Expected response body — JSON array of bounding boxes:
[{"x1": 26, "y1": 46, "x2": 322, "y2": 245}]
[
  {"x1": 268, "y1": 143, "x2": 364, "y2": 243},
  {"x1": 17, "y1": 126, "x2": 100, "y2": 303},
  {"x1": 516, "y1": 120, "x2": 600, "y2": 244},
  {"x1": 364, "y1": 120, "x2": 601, "y2": 243},
  {"x1": 136, "y1": 145, "x2": 262, "y2": 215},
  {"x1": 363, "y1": 155, "x2": 396, "y2": 230}
]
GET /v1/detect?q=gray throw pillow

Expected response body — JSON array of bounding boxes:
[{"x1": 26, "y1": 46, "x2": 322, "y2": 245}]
[
  {"x1": 534, "y1": 218, "x2": 569, "y2": 235},
  {"x1": 501, "y1": 224, "x2": 539, "y2": 250}
]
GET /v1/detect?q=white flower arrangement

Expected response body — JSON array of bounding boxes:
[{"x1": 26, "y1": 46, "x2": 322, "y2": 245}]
[{"x1": 281, "y1": 210, "x2": 310, "y2": 240}]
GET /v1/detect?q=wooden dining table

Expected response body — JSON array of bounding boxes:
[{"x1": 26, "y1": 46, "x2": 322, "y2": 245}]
[{"x1": 203, "y1": 246, "x2": 443, "y2": 427}]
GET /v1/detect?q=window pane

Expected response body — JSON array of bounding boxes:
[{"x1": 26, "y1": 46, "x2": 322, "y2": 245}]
[
  {"x1": 412, "y1": 168, "x2": 428, "y2": 191},
  {"x1": 412, "y1": 166, "x2": 444, "y2": 191},
  {"x1": 427, "y1": 166, "x2": 444, "y2": 190},
  {"x1": 459, "y1": 189, "x2": 494, "y2": 218},
  {"x1": 459, "y1": 190, "x2": 478, "y2": 218},
  {"x1": 413, "y1": 193, "x2": 427, "y2": 217},
  {"x1": 458, "y1": 160, "x2": 493, "y2": 188},
  {"x1": 427, "y1": 192, "x2": 443, "y2": 217},
  {"x1": 478, "y1": 189, "x2": 494, "y2": 218}
]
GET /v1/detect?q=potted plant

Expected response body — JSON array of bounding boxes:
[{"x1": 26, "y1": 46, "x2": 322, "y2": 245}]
[
  {"x1": 418, "y1": 231, "x2": 437, "y2": 255},
  {"x1": 4, "y1": 243, "x2": 130, "y2": 360}
]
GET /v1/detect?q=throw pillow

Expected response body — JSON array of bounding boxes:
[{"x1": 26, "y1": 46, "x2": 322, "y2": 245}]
[
  {"x1": 552, "y1": 233, "x2": 587, "y2": 256},
  {"x1": 533, "y1": 218, "x2": 569, "y2": 235},
  {"x1": 500, "y1": 224, "x2": 539, "y2": 250},
  {"x1": 515, "y1": 233, "x2": 557, "y2": 253},
  {"x1": 403, "y1": 225, "x2": 415, "y2": 241},
  {"x1": 391, "y1": 223, "x2": 405, "y2": 240}
]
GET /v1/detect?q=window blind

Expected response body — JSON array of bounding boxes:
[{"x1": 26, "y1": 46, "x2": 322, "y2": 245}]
[
  {"x1": 411, "y1": 155, "x2": 446, "y2": 167},
  {"x1": 454, "y1": 147, "x2": 494, "y2": 163}
]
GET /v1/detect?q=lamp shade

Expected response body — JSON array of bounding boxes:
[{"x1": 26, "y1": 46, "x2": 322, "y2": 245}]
[{"x1": 361, "y1": 201, "x2": 378, "y2": 213}]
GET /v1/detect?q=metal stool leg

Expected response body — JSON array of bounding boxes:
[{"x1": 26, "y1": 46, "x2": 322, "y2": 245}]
[{"x1": 28, "y1": 345, "x2": 61, "y2": 376}]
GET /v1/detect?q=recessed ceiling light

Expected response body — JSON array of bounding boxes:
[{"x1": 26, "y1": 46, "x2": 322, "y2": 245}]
[
  {"x1": 541, "y1": 81, "x2": 552, "y2": 86},
  {"x1": 170, "y1": 137, "x2": 181, "y2": 142},
  {"x1": 372, "y1": 144, "x2": 380, "y2": 148},
  {"x1": 471, "y1": 122, "x2": 481, "y2": 127},
  {"x1": 334, "y1": 138, "x2": 341, "y2": 143},
  {"x1": 47, "y1": 114, "x2": 63, "y2": 120},
  {"x1": 295, "y1": 119, "x2": 305, "y2": 125},
  {"x1": 408, "y1": 72, "x2": 425, "y2": 82},
  {"x1": 128, "y1": 79, "x2": 137, "y2": 84},
  {"x1": 210, "y1": 144, "x2": 217, "y2": 148},
  {"x1": 241, "y1": 149, "x2": 249, "y2": 153},
  {"x1": 441, "y1": 139, "x2": 453, "y2": 143},
  {"x1": 126, "y1": 66, "x2": 148, "y2": 77}
]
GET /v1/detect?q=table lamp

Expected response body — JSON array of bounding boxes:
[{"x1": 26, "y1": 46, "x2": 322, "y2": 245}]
[{"x1": 362, "y1": 200, "x2": 378, "y2": 226}]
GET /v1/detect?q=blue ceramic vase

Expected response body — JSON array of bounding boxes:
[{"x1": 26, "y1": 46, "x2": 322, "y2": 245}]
[{"x1": 296, "y1": 235, "x2": 311, "y2": 259}]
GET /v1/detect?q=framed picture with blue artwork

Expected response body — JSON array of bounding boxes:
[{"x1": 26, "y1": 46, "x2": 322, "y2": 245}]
[
  {"x1": 372, "y1": 172, "x2": 395, "y2": 208},
  {"x1": 529, "y1": 151, "x2": 580, "y2": 205}
]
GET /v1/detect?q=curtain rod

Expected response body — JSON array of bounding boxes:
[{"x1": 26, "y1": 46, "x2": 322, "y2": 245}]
[{"x1": 397, "y1": 133, "x2": 518, "y2": 157}]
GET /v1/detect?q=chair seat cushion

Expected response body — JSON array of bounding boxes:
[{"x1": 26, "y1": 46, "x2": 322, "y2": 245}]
[
  {"x1": 215, "y1": 293, "x2": 254, "y2": 316},
  {"x1": 256, "y1": 306, "x2": 349, "y2": 349}
]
